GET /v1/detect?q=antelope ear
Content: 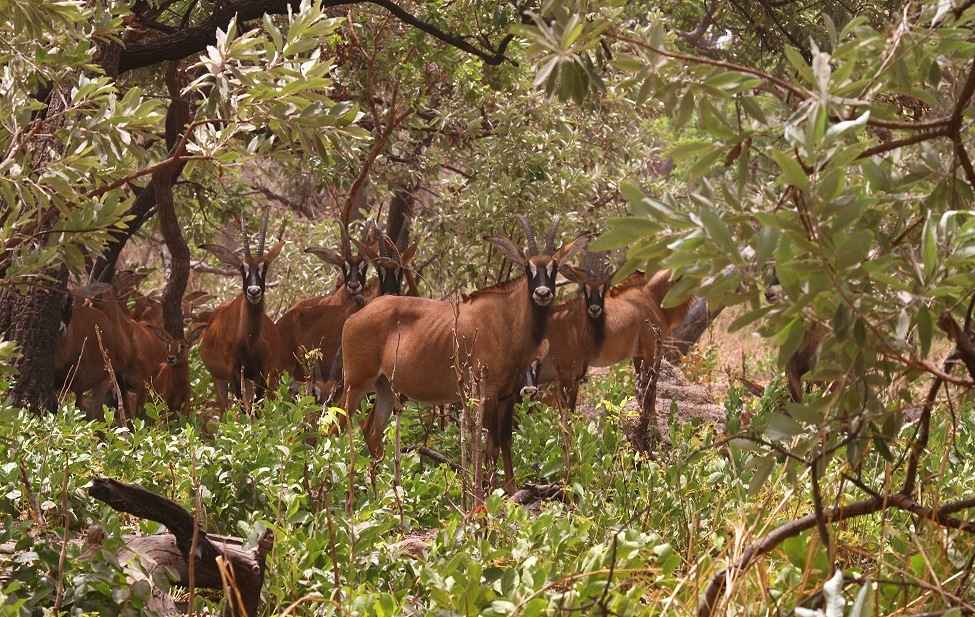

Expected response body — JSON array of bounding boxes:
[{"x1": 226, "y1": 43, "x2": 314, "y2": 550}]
[
  {"x1": 146, "y1": 324, "x2": 171, "y2": 343},
  {"x1": 186, "y1": 323, "x2": 206, "y2": 345},
  {"x1": 483, "y1": 235, "x2": 527, "y2": 267},
  {"x1": 561, "y1": 264, "x2": 587, "y2": 286},
  {"x1": 305, "y1": 247, "x2": 344, "y2": 266},
  {"x1": 184, "y1": 290, "x2": 211, "y2": 305},
  {"x1": 263, "y1": 241, "x2": 284, "y2": 263},
  {"x1": 552, "y1": 233, "x2": 591, "y2": 265},
  {"x1": 401, "y1": 241, "x2": 418, "y2": 265},
  {"x1": 351, "y1": 238, "x2": 380, "y2": 261},
  {"x1": 200, "y1": 244, "x2": 243, "y2": 268}
]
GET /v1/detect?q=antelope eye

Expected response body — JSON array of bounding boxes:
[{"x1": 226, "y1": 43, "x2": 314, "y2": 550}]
[
  {"x1": 545, "y1": 262, "x2": 555, "y2": 277},
  {"x1": 528, "y1": 262, "x2": 538, "y2": 277}
]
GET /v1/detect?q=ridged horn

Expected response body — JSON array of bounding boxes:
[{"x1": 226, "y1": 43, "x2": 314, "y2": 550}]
[
  {"x1": 584, "y1": 250, "x2": 607, "y2": 278},
  {"x1": 375, "y1": 220, "x2": 390, "y2": 259},
  {"x1": 544, "y1": 215, "x2": 562, "y2": 256},
  {"x1": 395, "y1": 218, "x2": 410, "y2": 253},
  {"x1": 239, "y1": 214, "x2": 252, "y2": 259},
  {"x1": 516, "y1": 214, "x2": 538, "y2": 257}
]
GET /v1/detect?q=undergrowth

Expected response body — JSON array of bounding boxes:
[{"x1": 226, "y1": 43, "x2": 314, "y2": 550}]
[{"x1": 0, "y1": 368, "x2": 973, "y2": 616}]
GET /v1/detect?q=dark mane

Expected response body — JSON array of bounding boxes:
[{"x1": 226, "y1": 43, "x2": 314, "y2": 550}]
[
  {"x1": 462, "y1": 276, "x2": 527, "y2": 302},
  {"x1": 605, "y1": 272, "x2": 647, "y2": 298}
]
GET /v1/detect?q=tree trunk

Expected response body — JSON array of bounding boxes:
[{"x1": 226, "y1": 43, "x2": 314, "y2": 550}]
[
  {"x1": 157, "y1": 61, "x2": 192, "y2": 336},
  {"x1": 0, "y1": 77, "x2": 72, "y2": 413},
  {"x1": 0, "y1": 268, "x2": 67, "y2": 413}
]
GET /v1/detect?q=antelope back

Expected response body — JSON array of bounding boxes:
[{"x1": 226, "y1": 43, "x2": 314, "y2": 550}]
[
  {"x1": 643, "y1": 270, "x2": 692, "y2": 334},
  {"x1": 56, "y1": 304, "x2": 119, "y2": 388}
]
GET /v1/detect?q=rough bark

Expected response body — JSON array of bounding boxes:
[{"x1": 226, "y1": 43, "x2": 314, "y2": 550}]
[
  {"x1": 0, "y1": 80, "x2": 71, "y2": 413},
  {"x1": 0, "y1": 269, "x2": 67, "y2": 413},
  {"x1": 157, "y1": 61, "x2": 192, "y2": 336}
]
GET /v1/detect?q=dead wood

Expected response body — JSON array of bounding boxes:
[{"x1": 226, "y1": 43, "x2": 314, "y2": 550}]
[
  {"x1": 406, "y1": 445, "x2": 463, "y2": 472},
  {"x1": 509, "y1": 483, "x2": 567, "y2": 505},
  {"x1": 89, "y1": 477, "x2": 273, "y2": 617}
]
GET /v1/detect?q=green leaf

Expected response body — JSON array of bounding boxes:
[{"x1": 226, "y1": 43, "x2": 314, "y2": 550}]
[
  {"x1": 769, "y1": 151, "x2": 810, "y2": 193},
  {"x1": 849, "y1": 578, "x2": 874, "y2": 617},
  {"x1": 747, "y1": 455, "x2": 775, "y2": 494},
  {"x1": 917, "y1": 305, "x2": 933, "y2": 358},
  {"x1": 835, "y1": 230, "x2": 873, "y2": 270},
  {"x1": 698, "y1": 207, "x2": 739, "y2": 258},
  {"x1": 591, "y1": 217, "x2": 661, "y2": 250},
  {"x1": 921, "y1": 215, "x2": 938, "y2": 281},
  {"x1": 825, "y1": 111, "x2": 870, "y2": 141},
  {"x1": 823, "y1": 569, "x2": 845, "y2": 617},
  {"x1": 669, "y1": 140, "x2": 713, "y2": 161},
  {"x1": 766, "y1": 411, "x2": 804, "y2": 441}
]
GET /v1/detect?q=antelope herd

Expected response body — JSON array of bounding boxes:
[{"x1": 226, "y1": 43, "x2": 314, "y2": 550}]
[{"x1": 54, "y1": 210, "x2": 721, "y2": 491}]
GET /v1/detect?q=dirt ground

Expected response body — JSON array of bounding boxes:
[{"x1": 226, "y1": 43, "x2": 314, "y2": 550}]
[{"x1": 578, "y1": 307, "x2": 778, "y2": 434}]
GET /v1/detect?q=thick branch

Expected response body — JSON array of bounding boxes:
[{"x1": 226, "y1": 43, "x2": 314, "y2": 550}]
[
  {"x1": 89, "y1": 478, "x2": 273, "y2": 617},
  {"x1": 118, "y1": 0, "x2": 517, "y2": 74}
]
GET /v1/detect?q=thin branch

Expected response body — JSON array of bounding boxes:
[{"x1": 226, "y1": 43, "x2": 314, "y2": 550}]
[{"x1": 607, "y1": 30, "x2": 953, "y2": 133}]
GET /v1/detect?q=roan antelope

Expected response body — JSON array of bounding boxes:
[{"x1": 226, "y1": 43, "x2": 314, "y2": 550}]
[
  {"x1": 55, "y1": 293, "x2": 121, "y2": 421},
  {"x1": 147, "y1": 324, "x2": 206, "y2": 418},
  {"x1": 764, "y1": 270, "x2": 825, "y2": 402},
  {"x1": 85, "y1": 279, "x2": 171, "y2": 422},
  {"x1": 340, "y1": 215, "x2": 589, "y2": 494},
  {"x1": 536, "y1": 265, "x2": 692, "y2": 416},
  {"x1": 199, "y1": 213, "x2": 284, "y2": 415},
  {"x1": 276, "y1": 220, "x2": 417, "y2": 397}
]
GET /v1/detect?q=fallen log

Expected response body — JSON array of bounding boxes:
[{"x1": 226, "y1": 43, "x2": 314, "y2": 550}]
[{"x1": 88, "y1": 477, "x2": 273, "y2": 617}]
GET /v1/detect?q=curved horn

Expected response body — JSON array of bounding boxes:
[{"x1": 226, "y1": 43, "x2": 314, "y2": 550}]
[
  {"x1": 516, "y1": 214, "x2": 538, "y2": 257},
  {"x1": 584, "y1": 250, "x2": 607, "y2": 278},
  {"x1": 371, "y1": 220, "x2": 391, "y2": 259},
  {"x1": 544, "y1": 215, "x2": 562, "y2": 256},
  {"x1": 395, "y1": 218, "x2": 410, "y2": 253},
  {"x1": 257, "y1": 211, "x2": 270, "y2": 257},
  {"x1": 239, "y1": 214, "x2": 252, "y2": 259}
]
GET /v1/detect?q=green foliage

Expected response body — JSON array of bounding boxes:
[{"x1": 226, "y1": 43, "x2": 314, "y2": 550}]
[
  {"x1": 515, "y1": 0, "x2": 975, "y2": 502},
  {"x1": 3, "y1": 356, "x2": 975, "y2": 615}
]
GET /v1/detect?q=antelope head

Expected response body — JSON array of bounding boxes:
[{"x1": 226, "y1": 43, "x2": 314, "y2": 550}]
[
  {"x1": 562, "y1": 252, "x2": 615, "y2": 320},
  {"x1": 364, "y1": 220, "x2": 417, "y2": 297},
  {"x1": 305, "y1": 217, "x2": 375, "y2": 298},
  {"x1": 201, "y1": 213, "x2": 284, "y2": 306},
  {"x1": 484, "y1": 215, "x2": 589, "y2": 307},
  {"x1": 147, "y1": 324, "x2": 205, "y2": 366},
  {"x1": 764, "y1": 268, "x2": 783, "y2": 304}
]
